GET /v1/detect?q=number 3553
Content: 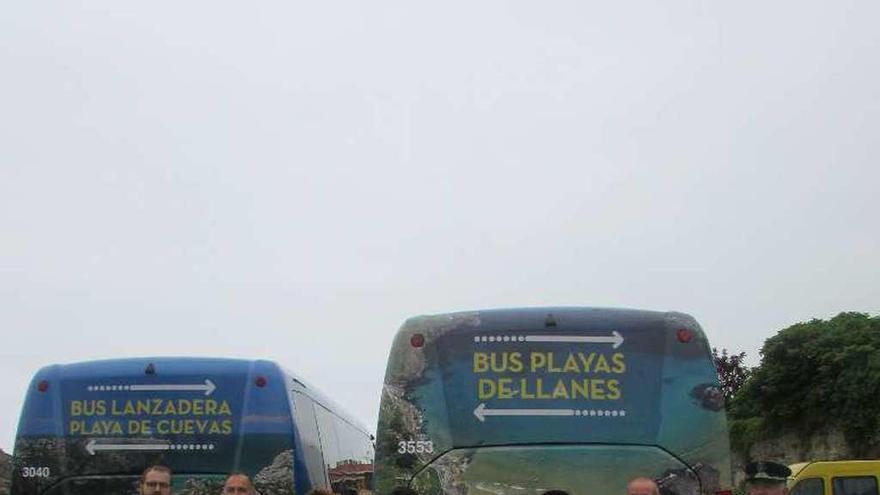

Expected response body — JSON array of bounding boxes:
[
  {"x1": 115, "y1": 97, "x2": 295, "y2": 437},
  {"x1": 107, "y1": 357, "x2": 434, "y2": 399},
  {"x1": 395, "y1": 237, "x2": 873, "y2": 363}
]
[{"x1": 397, "y1": 440, "x2": 434, "y2": 454}]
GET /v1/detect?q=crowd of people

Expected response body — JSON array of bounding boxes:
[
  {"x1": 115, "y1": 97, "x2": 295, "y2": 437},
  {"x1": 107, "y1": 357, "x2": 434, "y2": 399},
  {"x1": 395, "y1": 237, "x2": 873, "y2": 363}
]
[
  {"x1": 139, "y1": 459, "x2": 793, "y2": 495},
  {"x1": 623, "y1": 463, "x2": 791, "y2": 495},
  {"x1": 138, "y1": 465, "x2": 336, "y2": 495},
  {"x1": 139, "y1": 465, "x2": 259, "y2": 495}
]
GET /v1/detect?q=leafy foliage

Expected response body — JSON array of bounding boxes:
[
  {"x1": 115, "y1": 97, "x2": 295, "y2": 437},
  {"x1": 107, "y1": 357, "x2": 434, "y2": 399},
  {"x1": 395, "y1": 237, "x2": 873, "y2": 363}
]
[
  {"x1": 727, "y1": 417, "x2": 764, "y2": 456},
  {"x1": 712, "y1": 347, "x2": 752, "y2": 405},
  {"x1": 178, "y1": 477, "x2": 224, "y2": 495},
  {"x1": 730, "y1": 312, "x2": 880, "y2": 455}
]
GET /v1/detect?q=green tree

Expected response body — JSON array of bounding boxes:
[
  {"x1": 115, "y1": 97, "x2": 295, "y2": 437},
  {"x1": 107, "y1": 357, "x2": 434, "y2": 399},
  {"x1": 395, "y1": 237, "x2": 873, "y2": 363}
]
[{"x1": 731, "y1": 312, "x2": 880, "y2": 456}]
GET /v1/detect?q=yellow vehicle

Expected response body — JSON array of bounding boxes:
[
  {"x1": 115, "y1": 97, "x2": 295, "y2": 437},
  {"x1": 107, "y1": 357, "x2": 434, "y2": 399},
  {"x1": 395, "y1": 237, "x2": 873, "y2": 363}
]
[{"x1": 789, "y1": 461, "x2": 880, "y2": 495}]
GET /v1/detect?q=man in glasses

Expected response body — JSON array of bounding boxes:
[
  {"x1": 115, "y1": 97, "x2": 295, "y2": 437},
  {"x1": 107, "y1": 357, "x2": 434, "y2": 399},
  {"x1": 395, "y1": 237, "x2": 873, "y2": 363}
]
[
  {"x1": 745, "y1": 461, "x2": 792, "y2": 495},
  {"x1": 140, "y1": 465, "x2": 173, "y2": 495}
]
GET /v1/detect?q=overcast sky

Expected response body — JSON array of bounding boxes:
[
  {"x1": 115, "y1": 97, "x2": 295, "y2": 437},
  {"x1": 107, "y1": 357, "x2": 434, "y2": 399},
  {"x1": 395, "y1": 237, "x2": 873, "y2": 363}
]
[{"x1": 1, "y1": 1, "x2": 878, "y2": 453}]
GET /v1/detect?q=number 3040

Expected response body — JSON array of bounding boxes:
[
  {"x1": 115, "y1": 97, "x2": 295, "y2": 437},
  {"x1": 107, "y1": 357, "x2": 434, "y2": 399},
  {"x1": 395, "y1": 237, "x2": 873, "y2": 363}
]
[
  {"x1": 397, "y1": 440, "x2": 434, "y2": 454},
  {"x1": 22, "y1": 467, "x2": 51, "y2": 478}
]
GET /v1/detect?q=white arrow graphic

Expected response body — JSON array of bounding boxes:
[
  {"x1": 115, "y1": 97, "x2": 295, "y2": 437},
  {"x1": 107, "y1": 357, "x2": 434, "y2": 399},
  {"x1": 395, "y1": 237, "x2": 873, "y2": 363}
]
[
  {"x1": 474, "y1": 332, "x2": 624, "y2": 349},
  {"x1": 473, "y1": 403, "x2": 627, "y2": 422},
  {"x1": 89, "y1": 380, "x2": 217, "y2": 396},
  {"x1": 474, "y1": 403, "x2": 573, "y2": 422},
  {"x1": 526, "y1": 331, "x2": 624, "y2": 348},
  {"x1": 85, "y1": 440, "x2": 216, "y2": 455},
  {"x1": 130, "y1": 380, "x2": 216, "y2": 396}
]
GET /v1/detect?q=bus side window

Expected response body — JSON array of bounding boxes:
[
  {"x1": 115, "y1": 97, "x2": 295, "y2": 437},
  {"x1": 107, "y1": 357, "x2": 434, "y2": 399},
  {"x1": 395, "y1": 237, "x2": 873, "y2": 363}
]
[
  {"x1": 335, "y1": 416, "x2": 373, "y2": 464},
  {"x1": 315, "y1": 407, "x2": 374, "y2": 494},
  {"x1": 833, "y1": 477, "x2": 879, "y2": 495},
  {"x1": 792, "y1": 479, "x2": 825, "y2": 495},
  {"x1": 292, "y1": 391, "x2": 330, "y2": 488},
  {"x1": 333, "y1": 416, "x2": 375, "y2": 491},
  {"x1": 315, "y1": 404, "x2": 343, "y2": 472}
]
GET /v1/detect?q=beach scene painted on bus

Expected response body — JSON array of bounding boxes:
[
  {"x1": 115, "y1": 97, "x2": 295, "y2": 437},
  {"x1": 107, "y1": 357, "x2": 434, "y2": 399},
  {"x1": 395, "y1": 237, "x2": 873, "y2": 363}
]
[
  {"x1": 375, "y1": 307, "x2": 731, "y2": 495},
  {"x1": 11, "y1": 358, "x2": 374, "y2": 495}
]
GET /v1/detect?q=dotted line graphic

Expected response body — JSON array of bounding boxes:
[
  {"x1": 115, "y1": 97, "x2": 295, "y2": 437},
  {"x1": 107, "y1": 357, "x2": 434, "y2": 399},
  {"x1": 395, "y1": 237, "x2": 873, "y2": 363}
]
[
  {"x1": 170, "y1": 444, "x2": 215, "y2": 451},
  {"x1": 474, "y1": 335, "x2": 527, "y2": 343},
  {"x1": 88, "y1": 385, "x2": 132, "y2": 391},
  {"x1": 574, "y1": 410, "x2": 626, "y2": 417}
]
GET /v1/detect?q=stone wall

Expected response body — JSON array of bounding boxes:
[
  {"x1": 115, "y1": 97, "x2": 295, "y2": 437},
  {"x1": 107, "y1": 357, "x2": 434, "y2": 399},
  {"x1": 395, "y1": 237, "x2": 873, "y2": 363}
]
[{"x1": 731, "y1": 428, "x2": 878, "y2": 485}]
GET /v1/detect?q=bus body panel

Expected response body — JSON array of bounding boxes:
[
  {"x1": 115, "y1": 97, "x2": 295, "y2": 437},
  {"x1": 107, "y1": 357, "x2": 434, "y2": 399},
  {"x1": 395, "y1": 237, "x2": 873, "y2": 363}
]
[
  {"x1": 12, "y1": 357, "x2": 372, "y2": 495},
  {"x1": 376, "y1": 307, "x2": 732, "y2": 495}
]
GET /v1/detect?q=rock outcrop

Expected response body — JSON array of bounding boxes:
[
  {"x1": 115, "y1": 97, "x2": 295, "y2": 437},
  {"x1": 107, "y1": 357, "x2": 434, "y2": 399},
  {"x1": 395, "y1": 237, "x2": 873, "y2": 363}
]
[
  {"x1": 1, "y1": 448, "x2": 12, "y2": 495},
  {"x1": 732, "y1": 427, "x2": 879, "y2": 484}
]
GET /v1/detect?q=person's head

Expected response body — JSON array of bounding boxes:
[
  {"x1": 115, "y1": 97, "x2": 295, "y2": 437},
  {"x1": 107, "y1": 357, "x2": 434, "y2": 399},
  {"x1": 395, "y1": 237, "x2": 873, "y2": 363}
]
[
  {"x1": 745, "y1": 461, "x2": 791, "y2": 495},
  {"x1": 747, "y1": 480, "x2": 789, "y2": 495},
  {"x1": 627, "y1": 477, "x2": 660, "y2": 495},
  {"x1": 224, "y1": 473, "x2": 256, "y2": 495},
  {"x1": 140, "y1": 465, "x2": 172, "y2": 495}
]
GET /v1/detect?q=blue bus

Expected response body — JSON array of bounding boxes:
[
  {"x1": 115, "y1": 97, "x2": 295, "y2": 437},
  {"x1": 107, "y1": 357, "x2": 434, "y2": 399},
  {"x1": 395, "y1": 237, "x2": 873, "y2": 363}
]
[
  {"x1": 375, "y1": 307, "x2": 732, "y2": 495},
  {"x1": 11, "y1": 358, "x2": 374, "y2": 495}
]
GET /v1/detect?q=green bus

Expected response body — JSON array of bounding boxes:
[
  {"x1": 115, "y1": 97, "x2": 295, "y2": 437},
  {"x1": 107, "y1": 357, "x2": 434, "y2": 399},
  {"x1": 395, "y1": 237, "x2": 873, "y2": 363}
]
[{"x1": 375, "y1": 307, "x2": 732, "y2": 495}]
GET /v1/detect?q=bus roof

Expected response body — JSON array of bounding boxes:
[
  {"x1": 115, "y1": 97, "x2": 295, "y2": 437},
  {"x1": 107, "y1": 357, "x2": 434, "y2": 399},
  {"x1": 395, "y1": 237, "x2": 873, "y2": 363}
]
[{"x1": 399, "y1": 306, "x2": 691, "y2": 327}]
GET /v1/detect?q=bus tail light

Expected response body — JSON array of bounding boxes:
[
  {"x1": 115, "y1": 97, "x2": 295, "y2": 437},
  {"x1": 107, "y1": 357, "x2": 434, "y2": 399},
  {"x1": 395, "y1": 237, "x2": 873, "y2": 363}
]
[
  {"x1": 255, "y1": 376, "x2": 268, "y2": 388},
  {"x1": 410, "y1": 334, "x2": 425, "y2": 348},
  {"x1": 676, "y1": 329, "x2": 694, "y2": 343},
  {"x1": 37, "y1": 380, "x2": 49, "y2": 393}
]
